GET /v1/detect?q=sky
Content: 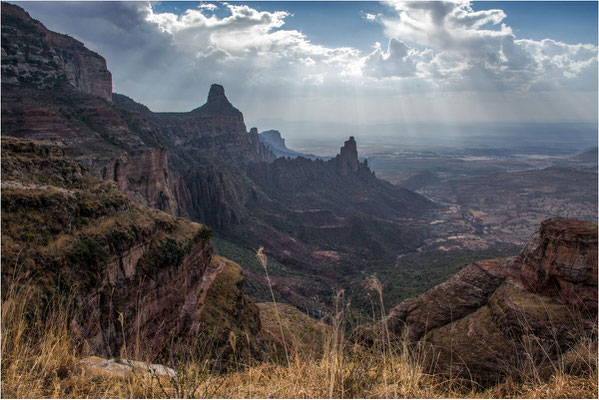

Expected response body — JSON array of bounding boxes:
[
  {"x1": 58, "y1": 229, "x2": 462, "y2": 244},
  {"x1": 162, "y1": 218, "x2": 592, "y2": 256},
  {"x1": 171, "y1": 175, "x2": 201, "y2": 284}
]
[{"x1": 15, "y1": 1, "x2": 599, "y2": 142}]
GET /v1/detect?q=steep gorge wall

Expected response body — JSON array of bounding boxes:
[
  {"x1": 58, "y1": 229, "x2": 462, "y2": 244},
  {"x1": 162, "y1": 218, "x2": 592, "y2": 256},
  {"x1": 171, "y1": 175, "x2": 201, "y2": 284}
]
[
  {"x1": 101, "y1": 149, "x2": 181, "y2": 217},
  {"x1": 1, "y1": 2, "x2": 112, "y2": 100}
]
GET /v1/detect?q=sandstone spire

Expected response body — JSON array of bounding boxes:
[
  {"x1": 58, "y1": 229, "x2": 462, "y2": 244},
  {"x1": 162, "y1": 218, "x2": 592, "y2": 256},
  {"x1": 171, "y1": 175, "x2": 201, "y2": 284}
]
[{"x1": 334, "y1": 136, "x2": 359, "y2": 175}]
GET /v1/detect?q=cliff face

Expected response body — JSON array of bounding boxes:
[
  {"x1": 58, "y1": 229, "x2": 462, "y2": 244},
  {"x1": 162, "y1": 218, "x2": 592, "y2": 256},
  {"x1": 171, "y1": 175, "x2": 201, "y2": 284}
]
[
  {"x1": 367, "y1": 218, "x2": 598, "y2": 383},
  {"x1": 1, "y1": 3, "x2": 185, "y2": 218},
  {"x1": 101, "y1": 149, "x2": 181, "y2": 217},
  {"x1": 259, "y1": 129, "x2": 316, "y2": 159},
  {"x1": 260, "y1": 130, "x2": 287, "y2": 150},
  {"x1": 1, "y1": 2, "x2": 112, "y2": 101},
  {"x1": 1, "y1": 137, "x2": 262, "y2": 361},
  {"x1": 516, "y1": 218, "x2": 598, "y2": 312}
]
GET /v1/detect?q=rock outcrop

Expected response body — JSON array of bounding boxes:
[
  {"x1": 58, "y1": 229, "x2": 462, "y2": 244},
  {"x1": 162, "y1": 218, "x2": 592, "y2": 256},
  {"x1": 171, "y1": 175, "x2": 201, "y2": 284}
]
[
  {"x1": 147, "y1": 84, "x2": 250, "y2": 144},
  {"x1": 362, "y1": 218, "x2": 598, "y2": 383},
  {"x1": 259, "y1": 129, "x2": 319, "y2": 160},
  {"x1": 1, "y1": 2, "x2": 112, "y2": 101},
  {"x1": 333, "y1": 136, "x2": 360, "y2": 175},
  {"x1": 248, "y1": 127, "x2": 276, "y2": 162},
  {"x1": 101, "y1": 149, "x2": 180, "y2": 216},
  {"x1": 1, "y1": 137, "x2": 262, "y2": 361},
  {"x1": 516, "y1": 218, "x2": 597, "y2": 314},
  {"x1": 260, "y1": 130, "x2": 287, "y2": 150}
]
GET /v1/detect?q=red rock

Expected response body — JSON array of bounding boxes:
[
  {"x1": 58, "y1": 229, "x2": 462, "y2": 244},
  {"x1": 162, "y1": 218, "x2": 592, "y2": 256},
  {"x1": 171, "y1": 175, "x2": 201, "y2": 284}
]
[
  {"x1": 364, "y1": 218, "x2": 598, "y2": 383},
  {"x1": 515, "y1": 218, "x2": 598, "y2": 314}
]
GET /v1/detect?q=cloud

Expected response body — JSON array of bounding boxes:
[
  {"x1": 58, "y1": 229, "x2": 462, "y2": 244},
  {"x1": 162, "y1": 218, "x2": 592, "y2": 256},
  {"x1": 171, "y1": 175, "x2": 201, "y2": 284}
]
[
  {"x1": 14, "y1": 1, "x2": 597, "y2": 128},
  {"x1": 371, "y1": 1, "x2": 597, "y2": 91},
  {"x1": 363, "y1": 38, "x2": 429, "y2": 78},
  {"x1": 198, "y1": 3, "x2": 218, "y2": 11},
  {"x1": 143, "y1": 3, "x2": 362, "y2": 87}
]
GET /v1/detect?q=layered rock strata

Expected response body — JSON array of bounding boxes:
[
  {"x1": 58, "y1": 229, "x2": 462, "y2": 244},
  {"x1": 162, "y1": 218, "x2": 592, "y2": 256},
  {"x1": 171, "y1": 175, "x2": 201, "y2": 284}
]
[{"x1": 368, "y1": 218, "x2": 597, "y2": 383}]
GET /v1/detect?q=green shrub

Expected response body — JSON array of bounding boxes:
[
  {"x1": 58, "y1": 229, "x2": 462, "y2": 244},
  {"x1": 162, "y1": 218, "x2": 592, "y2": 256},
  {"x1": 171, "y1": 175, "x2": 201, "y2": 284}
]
[
  {"x1": 157, "y1": 238, "x2": 188, "y2": 268},
  {"x1": 195, "y1": 225, "x2": 213, "y2": 241},
  {"x1": 69, "y1": 238, "x2": 108, "y2": 269},
  {"x1": 141, "y1": 238, "x2": 189, "y2": 277}
]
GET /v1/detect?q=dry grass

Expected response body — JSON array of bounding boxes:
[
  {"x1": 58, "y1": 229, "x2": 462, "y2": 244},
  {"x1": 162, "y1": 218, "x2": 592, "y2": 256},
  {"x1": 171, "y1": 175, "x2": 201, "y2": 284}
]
[{"x1": 2, "y1": 268, "x2": 597, "y2": 398}]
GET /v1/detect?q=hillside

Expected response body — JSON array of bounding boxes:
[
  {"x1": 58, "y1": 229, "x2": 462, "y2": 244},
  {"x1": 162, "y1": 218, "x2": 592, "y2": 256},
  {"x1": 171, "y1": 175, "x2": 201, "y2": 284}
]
[{"x1": 1, "y1": 137, "x2": 262, "y2": 361}]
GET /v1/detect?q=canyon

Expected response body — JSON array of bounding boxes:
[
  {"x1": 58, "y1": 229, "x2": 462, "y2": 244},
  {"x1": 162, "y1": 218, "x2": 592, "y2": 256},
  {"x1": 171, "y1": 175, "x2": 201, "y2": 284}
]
[
  {"x1": 1, "y1": 2, "x2": 443, "y2": 315},
  {"x1": 1, "y1": 2, "x2": 596, "y2": 386}
]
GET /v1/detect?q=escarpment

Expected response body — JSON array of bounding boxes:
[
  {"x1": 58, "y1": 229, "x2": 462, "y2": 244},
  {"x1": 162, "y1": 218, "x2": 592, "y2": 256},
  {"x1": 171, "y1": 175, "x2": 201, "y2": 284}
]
[
  {"x1": 1, "y1": 2, "x2": 112, "y2": 100},
  {"x1": 1, "y1": 137, "x2": 262, "y2": 361},
  {"x1": 101, "y1": 149, "x2": 181, "y2": 217},
  {"x1": 357, "y1": 218, "x2": 598, "y2": 383}
]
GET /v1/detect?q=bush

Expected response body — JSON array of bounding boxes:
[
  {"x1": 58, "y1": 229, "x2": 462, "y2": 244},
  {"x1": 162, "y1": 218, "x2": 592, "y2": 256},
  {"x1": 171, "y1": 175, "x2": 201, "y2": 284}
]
[
  {"x1": 141, "y1": 238, "x2": 189, "y2": 277},
  {"x1": 195, "y1": 225, "x2": 213, "y2": 241},
  {"x1": 69, "y1": 238, "x2": 108, "y2": 269},
  {"x1": 156, "y1": 238, "x2": 187, "y2": 269}
]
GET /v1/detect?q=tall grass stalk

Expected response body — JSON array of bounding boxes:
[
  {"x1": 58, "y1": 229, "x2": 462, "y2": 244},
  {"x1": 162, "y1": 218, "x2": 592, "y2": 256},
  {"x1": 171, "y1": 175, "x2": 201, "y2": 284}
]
[{"x1": 256, "y1": 247, "x2": 291, "y2": 371}]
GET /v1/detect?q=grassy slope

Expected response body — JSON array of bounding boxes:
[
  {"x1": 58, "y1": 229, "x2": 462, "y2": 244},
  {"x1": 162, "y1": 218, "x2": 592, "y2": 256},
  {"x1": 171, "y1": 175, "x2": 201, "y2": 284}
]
[{"x1": 2, "y1": 278, "x2": 596, "y2": 398}]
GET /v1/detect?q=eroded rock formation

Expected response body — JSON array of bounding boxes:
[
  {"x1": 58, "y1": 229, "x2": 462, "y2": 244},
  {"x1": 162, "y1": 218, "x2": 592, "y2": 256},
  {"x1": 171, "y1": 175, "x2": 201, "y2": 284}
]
[
  {"x1": 101, "y1": 149, "x2": 180, "y2": 216},
  {"x1": 334, "y1": 136, "x2": 360, "y2": 175},
  {"x1": 144, "y1": 84, "x2": 256, "y2": 145}
]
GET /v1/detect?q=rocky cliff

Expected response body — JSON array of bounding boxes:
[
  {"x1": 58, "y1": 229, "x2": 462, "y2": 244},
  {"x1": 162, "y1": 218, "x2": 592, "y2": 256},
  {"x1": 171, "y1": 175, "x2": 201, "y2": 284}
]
[
  {"x1": 1, "y1": 137, "x2": 261, "y2": 361},
  {"x1": 1, "y1": 3, "x2": 185, "y2": 218},
  {"x1": 113, "y1": 86, "x2": 276, "y2": 165},
  {"x1": 1, "y1": 2, "x2": 112, "y2": 101},
  {"x1": 146, "y1": 84, "x2": 248, "y2": 144},
  {"x1": 359, "y1": 218, "x2": 598, "y2": 383},
  {"x1": 260, "y1": 130, "x2": 287, "y2": 150},
  {"x1": 101, "y1": 149, "x2": 180, "y2": 217},
  {"x1": 333, "y1": 136, "x2": 360, "y2": 175}
]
